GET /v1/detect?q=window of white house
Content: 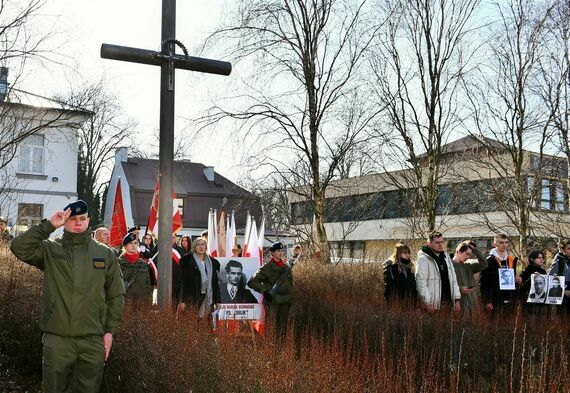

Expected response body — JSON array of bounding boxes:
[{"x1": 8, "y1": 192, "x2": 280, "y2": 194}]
[
  {"x1": 18, "y1": 134, "x2": 45, "y2": 174},
  {"x1": 555, "y1": 182, "x2": 566, "y2": 212},
  {"x1": 540, "y1": 179, "x2": 551, "y2": 210},
  {"x1": 174, "y1": 198, "x2": 184, "y2": 217},
  {"x1": 16, "y1": 203, "x2": 43, "y2": 233}
]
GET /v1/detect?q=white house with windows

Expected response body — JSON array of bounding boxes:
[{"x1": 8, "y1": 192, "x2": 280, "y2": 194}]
[{"x1": 0, "y1": 88, "x2": 91, "y2": 236}]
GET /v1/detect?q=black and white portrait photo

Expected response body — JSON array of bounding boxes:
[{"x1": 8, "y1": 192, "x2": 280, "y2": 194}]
[
  {"x1": 546, "y1": 275, "x2": 565, "y2": 305},
  {"x1": 499, "y1": 268, "x2": 516, "y2": 290},
  {"x1": 527, "y1": 274, "x2": 547, "y2": 304},
  {"x1": 219, "y1": 259, "x2": 258, "y2": 304}
]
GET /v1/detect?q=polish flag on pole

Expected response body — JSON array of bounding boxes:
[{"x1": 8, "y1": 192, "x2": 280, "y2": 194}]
[
  {"x1": 207, "y1": 209, "x2": 219, "y2": 257},
  {"x1": 109, "y1": 177, "x2": 128, "y2": 248},
  {"x1": 257, "y1": 216, "x2": 265, "y2": 265},
  {"x1": 171, "y1": 248, "x2": 181, "y2": 264},
  {"x1": 242, "y1": 211, "x2": 252, "y2": 257},
  {"x1": 218, "y1": 209, "x2": 226, "y2": 257},
  {"x1": 225, "y1": 212, "x2": 236, "y2": 257},
  {"x1": 244, "y1": 218, "x2": 258, "y2": 258},
  {"x1": 147, "y1": 179, "x2": 183, "y2": 236}
]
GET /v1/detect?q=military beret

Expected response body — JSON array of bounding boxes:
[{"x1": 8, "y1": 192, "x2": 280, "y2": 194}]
[
  {"x1": 128, "y1": 225, "x2": 141, "y2": 233},
  {"x1": 122, "y1": 232, "x2": 138, "y2": 246},
  {"x1": 269, "y1": 242, "x2": 284, "y2": 252},
  {"x1": 63, "y1": 200, "x2": 88, "y2": 216}
]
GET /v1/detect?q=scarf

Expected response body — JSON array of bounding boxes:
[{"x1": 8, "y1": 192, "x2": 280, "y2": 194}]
[
  {"x1": 395, "y1": 258, "x2": 414, "y2": 276},
  {"x1": 122, "y1": 252, "x2": 139, "y2": 264},
  {"x1": 193, "y1": 253, "x2": 213, "y2": 318},
  {"x1": 272, "y1": 257, "x2": 285, "y2": 268}
]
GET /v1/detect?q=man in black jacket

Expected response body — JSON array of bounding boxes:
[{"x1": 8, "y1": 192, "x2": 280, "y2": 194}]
[{"x1": 480, "y1": 234, "x2": 521, "y2": 314}]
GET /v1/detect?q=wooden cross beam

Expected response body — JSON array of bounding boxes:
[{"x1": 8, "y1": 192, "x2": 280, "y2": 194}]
[{"x1": 101, "y1": 0, "x2": 231, "y2": 309}]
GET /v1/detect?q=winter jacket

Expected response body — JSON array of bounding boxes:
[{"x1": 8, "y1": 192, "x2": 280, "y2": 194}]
[
  {"x1": 415, "y1": 248, "x2": 461, "y2": 310},
  {"x1": 10, "y1": 220, "x2": 125, "y2": 337},
  {"x1": 178, "y1": 253, "x2": 220, "y2": 305},
  {"x1": 480, "y1": 252, "x2": 519, "y2": 307},
  {"x1": 118, "y1": 254, "x2": 153, "y2": 302},
  {"x1": 452, "y1": 247, "x2": 487, "y2": 314},
  {"x1": 248, "y1": 259, "x2": 293, "y2": 305},
  {"x1": 383, "y1": 260, "x2": 417, "y2": 306}
]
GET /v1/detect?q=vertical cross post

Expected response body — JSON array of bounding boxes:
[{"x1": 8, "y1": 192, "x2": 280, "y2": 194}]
[{"x1": 157, "y1": 0, "x2": 176, "y2": 309}]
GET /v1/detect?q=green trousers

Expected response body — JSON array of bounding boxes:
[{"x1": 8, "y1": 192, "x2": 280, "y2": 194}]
[{"x1": 42, "y1": 333, "x2": 105, "y2": 393}]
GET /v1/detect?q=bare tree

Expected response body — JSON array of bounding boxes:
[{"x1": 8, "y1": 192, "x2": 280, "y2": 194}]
[
  {"x1": 464, "y1": 0, "x2": 558, "y2": 256},
  {"x1": 200, "y1": 0, "x2": 385, "y2": 262},
  {"x1": 536, "y1": 1, "x2": 569, "y2": 204},
  {"x1": 57, "y1": 79, "x2": 136, "y2": 225},
  {"x1": 370, "y1": 0, "x2": 482, "y2": 238}
]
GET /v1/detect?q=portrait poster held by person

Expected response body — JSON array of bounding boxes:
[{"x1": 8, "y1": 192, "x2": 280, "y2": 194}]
[
  {"x1": 220, "y1": 259, "x2": 258, "y2": 304},
  {"x1": 248, "y1": 242, "x2": 293, "y2": 336},
  {"x1": 9, "y1": 200, "x2": 125, "y2": 393},
  {"x1": 118, "y1": 232, "x2": 156, "y2": 303},
  {"x1": 548, "y1": 239, "x2": 570, "y2": 314},
  {"x1": 177, "y1": 237, "x2": 221, "y2": 319},
  {"x1": 415, "y1": 232, "x2": 461, "y2": 313},
  {"x1": 520, "y1": 251, "x2": 547, "y2": 317},
  {"x1": 480, "y1": 234, "x2": 521, "y2": 314},
  {"x1": 382, "y1": 243, "x2": 417, "y2": 307},
  {"x1": 451, "y1": 241, "x2": 487, "y2": 316}
]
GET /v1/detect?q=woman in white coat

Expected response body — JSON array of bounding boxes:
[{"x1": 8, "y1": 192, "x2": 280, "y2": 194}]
[{"x1": 415, "y1": 231, "x2": 461, "y2": 312}]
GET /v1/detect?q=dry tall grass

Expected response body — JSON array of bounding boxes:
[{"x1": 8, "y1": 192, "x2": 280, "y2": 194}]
[{"x1": 1, "y1": 248, "x2": 569, "y2": 392}]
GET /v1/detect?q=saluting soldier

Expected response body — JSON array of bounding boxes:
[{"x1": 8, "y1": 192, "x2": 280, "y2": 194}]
[
  {"x1": 10, "y1": 200, "x2": 125, "y2": 393},
  {"x1": 248, "y1": 242, "x2": 293, "y2": 336},
  {"x1": 118, "y1": 232, "x2": 156, "y2": 303}
]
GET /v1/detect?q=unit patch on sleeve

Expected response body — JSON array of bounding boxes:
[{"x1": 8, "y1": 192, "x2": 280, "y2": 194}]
[{"x1": 93, "y1": 258, "x2": 106, "y2": 270}]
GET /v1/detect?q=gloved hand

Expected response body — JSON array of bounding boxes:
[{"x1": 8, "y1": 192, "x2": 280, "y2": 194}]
[{"x1": 263, "y1": 291, "x2": 273, "y2": 303}]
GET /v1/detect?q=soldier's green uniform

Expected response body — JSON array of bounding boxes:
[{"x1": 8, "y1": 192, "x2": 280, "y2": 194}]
[
  {"x1": 118, "y1": 254, "x2": 153, "y2": 302},
  {"x1": 10, "y1": 219, "x2": 125, "y2": 393},
  {"x1": 248, "y1": 257, "x2": 293, "y2": 334}
]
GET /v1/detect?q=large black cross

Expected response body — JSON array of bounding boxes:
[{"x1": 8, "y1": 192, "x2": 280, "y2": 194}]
[{"x1": 101, "y1": 0, "x2": 231, "y2": 309}]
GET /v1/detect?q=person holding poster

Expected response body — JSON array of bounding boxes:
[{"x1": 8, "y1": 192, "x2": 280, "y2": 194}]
[
  {"x1": 220, "y1": 260, "x2": 258, "y2": 303},
  {"x1": 248, "y1": 242, "x2": 293, "y2": 336},
  {"x1": 548, "y1": 239, "x2": 570, "y2": 314},
  {"x1": 520, "y1": 250, "x2": 547, "y2": 319},
  {"x1": 480, "y1": 234, "x2": 521, "y2": 314},
  {"x1": 178, "y1": 237, "x2": 221, "y2": 319}
]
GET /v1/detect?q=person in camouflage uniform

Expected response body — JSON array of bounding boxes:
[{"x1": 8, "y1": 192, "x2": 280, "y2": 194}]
[
  {"x1": 118, "y1": 232, "x2": 155, "y2": 303},
  {"x1": 248, "y1": 242, "x2": 293, "y2": 336},
  {"x1": 10, "y1": 200, "x2": 125, "y2": 393}
]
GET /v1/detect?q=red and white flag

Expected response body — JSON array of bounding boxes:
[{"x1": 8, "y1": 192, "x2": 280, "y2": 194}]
[
  {"x1": 172, "y1": 248, "x2": 181, "y2": 264},
  {"x1": 109, "y1": 177, "x2": 128, "y2": 248},
  {"x1": 257, "y1": 216, "x2": 265, "y2": 265},
  {"x1": 242, "y1": 211, "x2": 252, "y2": 257},
  {"x1": 207, "y1": 209, "x2": 219, "y2": 257},
  {"x1": 244, "y1": 218, "x2": 258, "y2": 259},
  {"x1": 217, "y1": 209, "x2": 226, "y2": 257},
  {"x1": 225, "y1": 211, "x2": 236, "y2": 257},
  {"x1": 147, "y1": 179, "x2": 183, "y2": 236}
]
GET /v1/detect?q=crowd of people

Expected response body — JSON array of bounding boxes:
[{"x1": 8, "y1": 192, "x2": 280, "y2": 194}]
[
  {"x1": 383, "y1": 231, "x2": 570, "y2": 319},
  {"x1": 4, "y1": 199, "x2": 570, "y2": 392},
  {"x1": 5, "y1": 201, "x2": 296, "y2": 392}
]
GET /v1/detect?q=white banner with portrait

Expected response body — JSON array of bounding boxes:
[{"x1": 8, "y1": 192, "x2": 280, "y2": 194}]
[{"x1": 215, "y1": 257, "x2": 264, "y2": 321}]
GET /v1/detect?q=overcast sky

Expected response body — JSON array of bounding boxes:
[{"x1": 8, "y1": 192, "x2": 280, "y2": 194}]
[{"x1": 22, "y1": 0, "x2": 244, "y2": 180}]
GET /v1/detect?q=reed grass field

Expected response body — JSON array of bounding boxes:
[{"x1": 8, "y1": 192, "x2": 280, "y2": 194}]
[{"x1": 1, "y1": 247, "x2": 569, "y2": 392}]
